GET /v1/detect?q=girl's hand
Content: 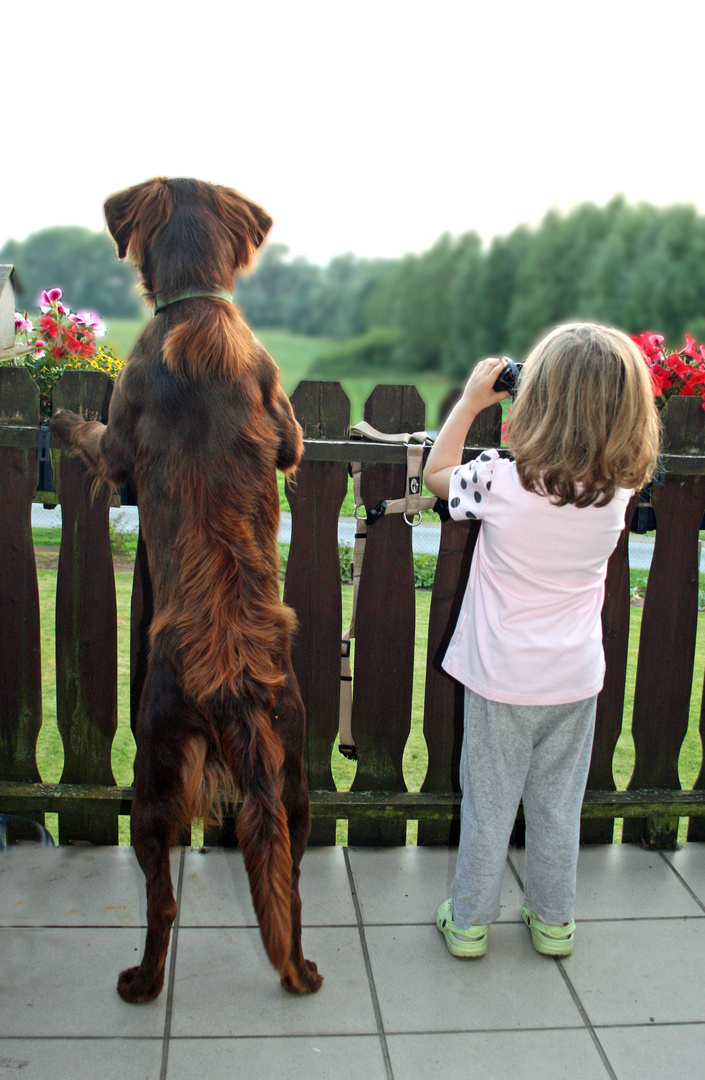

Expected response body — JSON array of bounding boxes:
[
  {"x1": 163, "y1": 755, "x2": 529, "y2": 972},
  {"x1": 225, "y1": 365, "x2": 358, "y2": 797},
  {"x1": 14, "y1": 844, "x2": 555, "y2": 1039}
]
[{"x1": 461, "y1": 357, "x2": 511, "y2": 413}]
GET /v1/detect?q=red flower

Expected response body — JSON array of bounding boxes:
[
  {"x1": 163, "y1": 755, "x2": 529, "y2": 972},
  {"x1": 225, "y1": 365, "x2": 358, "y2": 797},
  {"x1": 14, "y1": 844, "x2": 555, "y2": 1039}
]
[
  {"x1": 39, "y1": 314, "x2": 60, "y2": 339},
  {"x1": 649, "y1": 364, "x2": 672, "y2": 395},
  {"x1": 631, "y1": 331, "x2": 665, "y2": 361},
  {"x1": 681, "y1": 334, "x2": 700, "y2": 360}
]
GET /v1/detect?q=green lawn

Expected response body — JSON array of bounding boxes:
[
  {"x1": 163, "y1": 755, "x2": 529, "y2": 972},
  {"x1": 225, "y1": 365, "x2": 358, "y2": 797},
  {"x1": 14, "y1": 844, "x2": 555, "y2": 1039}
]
[
  {"x1": 101, "y1": 319, "x2": 457, "y2": 432},
  {"x1": 33, "y1": 567, "x2": 704, "y2": 844}
]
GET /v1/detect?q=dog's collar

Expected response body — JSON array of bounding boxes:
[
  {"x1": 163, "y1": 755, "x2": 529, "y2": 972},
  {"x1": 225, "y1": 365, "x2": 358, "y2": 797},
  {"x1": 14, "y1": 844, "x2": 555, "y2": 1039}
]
[{"x1": 153, "y1": 287, "x2": 234, "y2": 314}]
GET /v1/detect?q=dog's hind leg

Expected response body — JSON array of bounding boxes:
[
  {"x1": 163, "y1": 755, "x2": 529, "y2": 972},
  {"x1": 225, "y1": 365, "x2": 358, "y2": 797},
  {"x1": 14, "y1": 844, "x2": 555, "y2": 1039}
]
[
  {"x1": 272, "y1": 669, "x2": 323, "y2": 994},
  {"x1": 118, "y1": 660, "x2": 198, "y2": 1004},
  {"x1": 220, "y1": 686, "x2": 305, "y2": 988}
]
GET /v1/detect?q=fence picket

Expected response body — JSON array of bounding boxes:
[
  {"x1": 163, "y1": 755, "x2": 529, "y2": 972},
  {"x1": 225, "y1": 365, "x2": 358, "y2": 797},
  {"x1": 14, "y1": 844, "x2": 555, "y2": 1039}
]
[
  {"x1": 625, "y1": 396, "x2": 705, "y2": 846},
  {"x1": 347, "y1": 385, "x2": 424, "y2": 845},
  {"x1": 418, "y1": 402, "x2": 502, "y2": 845},
  {"x1": 284, "y1": 381, "x2": 350, "y2": 845},
  {"x1": 0, "y1": 370, "x2": 42, "y2": 798},
  {"x1": 52, "y1": 370, "x2": 118, "y2": 844},
  {"x1": 581, "y1": 495, "x2": 639, "y2": 844}
]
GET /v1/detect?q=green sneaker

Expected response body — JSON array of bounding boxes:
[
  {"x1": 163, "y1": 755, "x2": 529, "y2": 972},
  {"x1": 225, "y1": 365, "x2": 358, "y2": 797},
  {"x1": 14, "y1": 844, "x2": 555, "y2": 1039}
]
[
  {"x1": 522, "y1": 907, "x2": 575, "y2": 956},
  {"x1": 435, "y1": 899, "x2": 488, "y2": 958}
]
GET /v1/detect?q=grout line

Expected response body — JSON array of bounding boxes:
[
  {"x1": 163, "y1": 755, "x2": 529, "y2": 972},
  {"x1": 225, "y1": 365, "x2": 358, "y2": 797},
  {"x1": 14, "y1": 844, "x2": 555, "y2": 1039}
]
[
  {"x1": 508, "y1": 851, "x2": 617, "y2": 1079},
  {"x1": 658, "y1": 851, "x2": 705, "y2": 913},
  {"x1": 506, "y1": 851, "x2": 524, "y2": 893},
  {"x1": 343, "y1": 848, "x2": 395, "y2": 1080},
  {"x1": 160, "y1": 848, "x2": 185, "y2": 1080},
  {"x1": 554, "y1": 961, "x2": 618, "y2": 1080}
]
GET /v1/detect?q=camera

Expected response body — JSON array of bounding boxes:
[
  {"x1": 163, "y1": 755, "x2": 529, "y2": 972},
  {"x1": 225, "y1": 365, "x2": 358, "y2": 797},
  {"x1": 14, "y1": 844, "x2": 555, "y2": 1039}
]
[{"x1": 493, "y1": 357, "x2": 524, "y2": 397}]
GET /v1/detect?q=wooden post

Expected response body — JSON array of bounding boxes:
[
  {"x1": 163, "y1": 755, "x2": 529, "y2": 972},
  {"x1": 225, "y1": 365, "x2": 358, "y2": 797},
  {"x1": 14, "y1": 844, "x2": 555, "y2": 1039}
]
[{"x1": 52, "y1": 370, "x2": 119, "y2": 844}]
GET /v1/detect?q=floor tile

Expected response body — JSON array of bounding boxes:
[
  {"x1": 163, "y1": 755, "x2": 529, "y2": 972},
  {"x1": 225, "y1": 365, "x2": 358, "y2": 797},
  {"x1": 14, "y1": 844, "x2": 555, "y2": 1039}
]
[
  {"x1": 179, "y1": 846, "x2": 355, "y2": 927},
  {"x1": 0, "y1": 1039, "x2": 162, "y2": 1080},
  {"x1": 596, "y1": 1023, "x2": 705, "y2": 1080},
  {"x1": 169, "y1": 926, "x2": 376, "y2": 1037},
  {"x1": 0, "y1": 928, "x2": 167, "y2": 1037},
  {"x1": 663, "y1": 846, "x2": 705, "y2": 909},
  {"x1": 347, "y1": 847, "x2": 522, "y2": 924},
  {"x1": 510, "y1": 844, "x2": 704, "y2": 919},
  {"x1": 365, "y1": 922, "x2": 581, "y2": 1032},
  {"x1": 167, "y1": 1035, "x2": 386, "y2": 1080},
  {"x1": 386, "y1": 1030, "x2": 609, "y2": 1080},
  {"x1": 564, "y1": 919, "x2": 705, "y2": 1026},
  {"x1": 0, "y1": 845, "x2": 179, "y2": 927}
]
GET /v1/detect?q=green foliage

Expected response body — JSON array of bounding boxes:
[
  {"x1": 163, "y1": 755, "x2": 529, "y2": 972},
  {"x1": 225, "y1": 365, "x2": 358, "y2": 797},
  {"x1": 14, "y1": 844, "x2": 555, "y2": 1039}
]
[
  {"x1": 236, "y1": 198, "x2": 705, "y2": 380},
  {"x1": 2, "y1": 227, "x2": 142, "y2": 317},
  {"x1": 308, "y1": 327, "x2": 401, "y2": 377},
  {"x1": 108, "y1": 513, "x2": 138, "y2": 555}
]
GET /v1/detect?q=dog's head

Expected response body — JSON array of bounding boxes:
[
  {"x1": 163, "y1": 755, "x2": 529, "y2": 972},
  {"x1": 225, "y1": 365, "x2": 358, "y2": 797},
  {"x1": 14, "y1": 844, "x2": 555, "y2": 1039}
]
[{"x1": 103, "y1": 177, "x2": 272, "y2": 297}]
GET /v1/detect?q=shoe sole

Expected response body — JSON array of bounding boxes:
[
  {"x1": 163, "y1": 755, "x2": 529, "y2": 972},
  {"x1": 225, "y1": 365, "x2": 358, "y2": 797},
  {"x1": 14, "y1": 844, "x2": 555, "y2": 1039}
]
[{"x1": 522, "y1": 909, "x2": 573, "y2": 956}]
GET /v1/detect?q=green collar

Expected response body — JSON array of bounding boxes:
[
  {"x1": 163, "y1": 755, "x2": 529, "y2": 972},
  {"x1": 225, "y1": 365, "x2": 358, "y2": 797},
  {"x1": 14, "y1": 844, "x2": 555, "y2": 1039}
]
[{"x1": 153, "y1": 287, "x2": 234, "y2": 314}]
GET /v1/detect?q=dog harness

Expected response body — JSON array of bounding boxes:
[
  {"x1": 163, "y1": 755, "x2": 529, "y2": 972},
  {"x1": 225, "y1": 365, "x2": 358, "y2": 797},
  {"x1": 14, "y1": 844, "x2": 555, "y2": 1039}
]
[{"x1": 339, "y1": 422, "x2": 437, "y2": 761}]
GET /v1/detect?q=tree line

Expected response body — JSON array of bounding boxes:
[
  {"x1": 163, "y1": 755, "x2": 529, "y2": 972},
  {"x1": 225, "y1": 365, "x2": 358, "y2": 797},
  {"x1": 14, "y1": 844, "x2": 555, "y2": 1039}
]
[
  {"x1": 1, "y1": 227, "x2": 143, "y2": 318},
  {"x1": 236, "y1": 197, "x2": 705, "y2": 377},
  {"x1": 4, "y1": 197, "x2": 705, "y2": 376}
]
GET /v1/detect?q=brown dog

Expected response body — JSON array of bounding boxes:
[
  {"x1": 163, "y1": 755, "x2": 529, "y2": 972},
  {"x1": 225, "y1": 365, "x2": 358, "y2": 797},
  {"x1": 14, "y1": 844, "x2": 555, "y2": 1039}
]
[{"x1": 51, "y1": 177, "x2": 322, "y2": 1002}]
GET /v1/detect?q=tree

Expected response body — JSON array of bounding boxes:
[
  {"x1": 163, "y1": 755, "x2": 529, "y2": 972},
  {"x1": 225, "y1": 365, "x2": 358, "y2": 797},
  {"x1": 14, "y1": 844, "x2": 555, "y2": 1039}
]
[{"x1": 1, "y1": 227, "x2": 142, "y2": 317}]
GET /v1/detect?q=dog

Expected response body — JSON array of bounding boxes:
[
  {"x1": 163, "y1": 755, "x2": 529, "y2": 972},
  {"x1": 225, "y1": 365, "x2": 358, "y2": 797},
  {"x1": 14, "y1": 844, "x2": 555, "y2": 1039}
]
[{"x1": 51, "y1": 177, "x2": 323, "y2": 1002}]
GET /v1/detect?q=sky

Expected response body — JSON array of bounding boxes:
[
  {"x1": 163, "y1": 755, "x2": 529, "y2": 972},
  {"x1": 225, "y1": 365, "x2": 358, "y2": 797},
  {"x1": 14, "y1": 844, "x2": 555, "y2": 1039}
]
[{"x1": 4, "y1": 0, "x2": 705, "y2": 265}]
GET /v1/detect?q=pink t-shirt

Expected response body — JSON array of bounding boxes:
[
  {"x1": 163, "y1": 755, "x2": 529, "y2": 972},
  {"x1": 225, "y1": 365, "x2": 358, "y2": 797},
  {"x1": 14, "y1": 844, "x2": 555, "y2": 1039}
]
[{"x1": 442, "y1": 450, "x2": 631, "y2": 705}]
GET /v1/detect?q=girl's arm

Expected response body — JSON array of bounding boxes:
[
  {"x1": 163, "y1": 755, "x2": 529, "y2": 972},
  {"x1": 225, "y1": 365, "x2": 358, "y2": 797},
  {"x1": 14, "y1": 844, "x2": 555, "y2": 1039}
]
[{"x1": 425, "y1": 356, "x2": 509, "y2": 499}]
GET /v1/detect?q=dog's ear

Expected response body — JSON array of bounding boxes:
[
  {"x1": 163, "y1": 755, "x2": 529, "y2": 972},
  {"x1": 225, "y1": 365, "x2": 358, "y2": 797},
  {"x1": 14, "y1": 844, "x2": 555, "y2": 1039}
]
[
  {"x1": 214, "y1": 186, "x2": 273, "y2": 269},
  {"x1": 104, "y1": 177, "x2": 173, "y2": 261}
]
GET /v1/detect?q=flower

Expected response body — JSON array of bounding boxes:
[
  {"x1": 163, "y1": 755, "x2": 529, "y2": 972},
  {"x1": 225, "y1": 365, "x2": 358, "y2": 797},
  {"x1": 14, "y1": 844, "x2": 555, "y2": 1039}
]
[
  {"x1": 70, "y1": 311, "x2": 107, "y2": 336},
  {"x1": 5, "y1": 287, "x2": 123, "y2": 420},
  {"x1": 631, "y1": 331, "x2": 705, "y2": 410}
]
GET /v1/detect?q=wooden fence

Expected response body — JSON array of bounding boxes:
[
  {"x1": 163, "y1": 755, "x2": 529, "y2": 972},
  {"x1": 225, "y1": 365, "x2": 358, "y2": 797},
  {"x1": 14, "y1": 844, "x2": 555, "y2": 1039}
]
[{"x1": 2, "y1": 321, "x2": 705, "y2": 850}]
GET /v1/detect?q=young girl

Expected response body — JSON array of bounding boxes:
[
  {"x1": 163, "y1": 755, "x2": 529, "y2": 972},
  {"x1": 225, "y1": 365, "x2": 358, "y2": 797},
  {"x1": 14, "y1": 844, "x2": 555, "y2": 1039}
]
[{"x1": 424, "y1": 323, "x2": 660, "y2": 958}]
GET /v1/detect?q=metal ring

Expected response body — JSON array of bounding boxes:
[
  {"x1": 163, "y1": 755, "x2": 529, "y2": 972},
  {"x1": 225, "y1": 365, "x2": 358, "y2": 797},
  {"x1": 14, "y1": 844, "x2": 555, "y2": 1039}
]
[
  {"x1": 404, "y1": 512, "x2": 423, "y2": 527},
  {"x1": 353, "y1": 503, "x2": 366, "y2": 520}
]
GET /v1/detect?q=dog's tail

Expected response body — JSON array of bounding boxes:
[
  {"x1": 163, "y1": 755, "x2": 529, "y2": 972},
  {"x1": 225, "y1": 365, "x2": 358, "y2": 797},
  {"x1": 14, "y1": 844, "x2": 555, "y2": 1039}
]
[{"x1": 227, "y1": 689, "x2": 294, "y2": 979}]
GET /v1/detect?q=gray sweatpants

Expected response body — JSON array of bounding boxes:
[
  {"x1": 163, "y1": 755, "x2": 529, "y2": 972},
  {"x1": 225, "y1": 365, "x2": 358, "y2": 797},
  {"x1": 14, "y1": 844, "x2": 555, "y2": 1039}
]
[{"x1": 451, "y1": 689, "x2": 597, "y2": 928}]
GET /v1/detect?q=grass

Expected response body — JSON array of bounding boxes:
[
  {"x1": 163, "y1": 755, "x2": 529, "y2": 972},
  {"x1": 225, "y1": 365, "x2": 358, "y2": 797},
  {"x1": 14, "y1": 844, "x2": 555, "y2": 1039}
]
[
  {"x1": 101, "y1": 319, "x2": 458, "y2": 432},
  {"x1": 32, "y1": 560, "x2": 704, "y2": 845}
]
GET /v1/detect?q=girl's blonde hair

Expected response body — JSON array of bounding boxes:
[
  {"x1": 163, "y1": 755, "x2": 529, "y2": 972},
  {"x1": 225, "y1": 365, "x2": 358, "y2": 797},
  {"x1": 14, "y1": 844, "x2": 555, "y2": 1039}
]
[{"x1": 505, "y1": 323, "x2": 661, "y2": 507}]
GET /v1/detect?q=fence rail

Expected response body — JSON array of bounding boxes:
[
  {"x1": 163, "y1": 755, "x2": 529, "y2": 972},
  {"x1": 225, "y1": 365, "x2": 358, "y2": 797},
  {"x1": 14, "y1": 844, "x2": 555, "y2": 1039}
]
[{"x1": 2, "y1": 314, "x2": 705, "y2": 848}]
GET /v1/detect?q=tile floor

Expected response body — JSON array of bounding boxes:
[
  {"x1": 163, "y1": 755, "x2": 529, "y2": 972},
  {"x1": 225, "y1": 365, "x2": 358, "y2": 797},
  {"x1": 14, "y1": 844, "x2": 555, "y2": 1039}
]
[{"x1": 1, "y1": 843, "x2": 704, "y2": 1079}]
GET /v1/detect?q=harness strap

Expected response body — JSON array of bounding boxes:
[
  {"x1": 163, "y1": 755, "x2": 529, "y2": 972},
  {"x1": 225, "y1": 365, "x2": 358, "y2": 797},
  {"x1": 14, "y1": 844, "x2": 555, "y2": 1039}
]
[{"x1": 338, "y1": 424, "x2": 435, "y2": 761}]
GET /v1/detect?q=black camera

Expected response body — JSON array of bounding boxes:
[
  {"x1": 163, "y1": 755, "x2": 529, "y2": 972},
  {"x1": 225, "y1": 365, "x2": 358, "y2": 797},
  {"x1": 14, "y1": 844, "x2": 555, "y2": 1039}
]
[{"x1": 493, "y1": 357, "x2": 524, "y2": 397}]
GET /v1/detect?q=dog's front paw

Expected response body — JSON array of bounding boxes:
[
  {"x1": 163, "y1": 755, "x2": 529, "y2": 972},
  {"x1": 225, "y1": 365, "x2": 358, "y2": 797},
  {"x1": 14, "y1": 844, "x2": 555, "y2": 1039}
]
[
  {"x1": 50, "y1": 408, "x2": 85, "y2": 445},
  {"x1": 117, "y1": 964, "x2": 165, "y2": 1004},
  {"x1": 281, "y1": 958, "x2": 323, "y2": 995}
]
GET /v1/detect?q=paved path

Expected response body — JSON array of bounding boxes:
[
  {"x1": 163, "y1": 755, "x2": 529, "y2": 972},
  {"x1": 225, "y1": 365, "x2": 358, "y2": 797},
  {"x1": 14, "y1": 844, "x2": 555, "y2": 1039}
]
[
  {"x1": 2, "y1": 842, "x2": 704, "y2": 1079},
  {"x1": 31, "y1": 505, "x2": 662, "y2": 570}
]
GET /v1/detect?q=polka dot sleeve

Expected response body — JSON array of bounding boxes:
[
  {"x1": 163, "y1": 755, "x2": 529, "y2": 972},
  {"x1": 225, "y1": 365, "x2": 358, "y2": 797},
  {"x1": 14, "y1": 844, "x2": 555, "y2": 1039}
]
[{"x1": 447, "y1": 449, "x2": 499, "y2": 521}]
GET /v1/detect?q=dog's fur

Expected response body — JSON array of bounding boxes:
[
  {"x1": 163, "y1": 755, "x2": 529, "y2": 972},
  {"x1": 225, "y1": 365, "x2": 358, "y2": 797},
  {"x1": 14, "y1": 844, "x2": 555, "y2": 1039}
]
[{"x1": 51, "y1": 177, "x2": 322, "y2": 1002}]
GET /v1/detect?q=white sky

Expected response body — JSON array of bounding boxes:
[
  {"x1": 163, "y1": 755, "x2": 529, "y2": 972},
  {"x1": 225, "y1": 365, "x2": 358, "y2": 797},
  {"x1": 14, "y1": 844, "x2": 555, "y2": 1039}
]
[{"x1": 4, "y1": 0, "x2": 705, "y2": 264}]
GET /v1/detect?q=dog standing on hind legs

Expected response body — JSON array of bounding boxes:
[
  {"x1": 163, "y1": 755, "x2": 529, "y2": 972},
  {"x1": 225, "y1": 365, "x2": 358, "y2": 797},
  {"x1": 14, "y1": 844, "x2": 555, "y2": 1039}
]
[{"x1": 50, "y1": 176, "x2": 323, "y2": 1002}]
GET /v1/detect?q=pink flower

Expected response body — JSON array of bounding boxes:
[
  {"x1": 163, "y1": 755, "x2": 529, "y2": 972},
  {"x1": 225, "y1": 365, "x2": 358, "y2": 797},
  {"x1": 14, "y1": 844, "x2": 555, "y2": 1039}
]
[
  {"x1": 14, "y1": 313, "x2": 33, "y2": 333},
  {"x1": 71, "y1": 311, "x2": 106, "y2": 336},
  {"x1": 41, "y1": 287, "x2": 63, "y2": 305}
]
